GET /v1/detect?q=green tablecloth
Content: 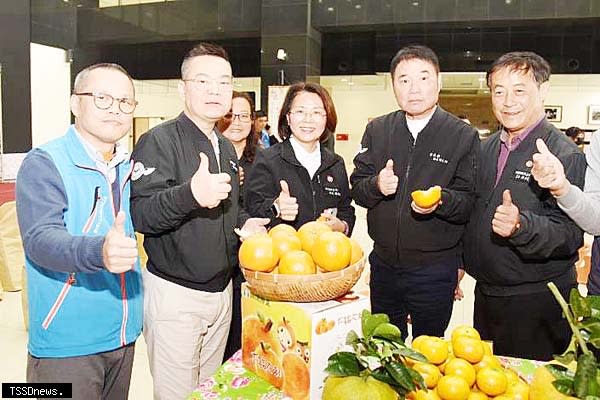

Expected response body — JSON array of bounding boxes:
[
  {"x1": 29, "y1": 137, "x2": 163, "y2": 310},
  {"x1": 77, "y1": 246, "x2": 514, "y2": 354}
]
[{"x1": 187, "y1": 350, "x2": 291, "y2": 400}]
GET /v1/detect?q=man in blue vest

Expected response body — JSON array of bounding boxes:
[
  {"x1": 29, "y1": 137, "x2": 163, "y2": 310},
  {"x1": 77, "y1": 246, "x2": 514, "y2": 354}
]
[{"x1": 16, "y1": 63, "x2": 143, "y2": 398}]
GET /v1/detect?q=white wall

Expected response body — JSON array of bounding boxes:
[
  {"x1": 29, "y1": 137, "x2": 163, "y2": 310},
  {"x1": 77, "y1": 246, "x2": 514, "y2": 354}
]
[{"x1": 30, "y1": 43, "x2": 71, "y2": 148}]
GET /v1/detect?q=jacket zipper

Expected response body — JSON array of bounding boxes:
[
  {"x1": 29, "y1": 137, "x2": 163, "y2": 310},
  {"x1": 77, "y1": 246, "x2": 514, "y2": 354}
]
[
  {"x1": 41, "y1": 273, "x2": 76, "y2": 330},
  {"x1": 82, "y1": 187, "x2": 101, "y2": 234},
  {"x1": 396, "y1": 138, "x2": 416, "y2": 259}
]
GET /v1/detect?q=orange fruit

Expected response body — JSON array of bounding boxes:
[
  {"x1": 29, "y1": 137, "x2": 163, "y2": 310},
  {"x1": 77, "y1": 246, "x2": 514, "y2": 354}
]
[
  {"x1": 476, "y1": 367, "x2": 508, "y2": 397},
  {"x1": 413, "y1": 362, "x2": 442, "y2": 389},
  {"x1": 412, "y1": 335, "x2": 430, "y2": 351},
  {"x1": 420, "y1": 337, "x2": 449, "y2": 365},
  {"x1": 505, "y1": 380, "x2": 529, "y2": 400},
  {"x1": 474, "y1": 355, "x2": 502, "y2": 372},
  {"x1": 437, "y1": 375, "x2": 470, "y2": 400},
  {"x1": 482, "y1": 341, "x2": 493, "y2": 356},
  {"x1": 297, "y1": 221, "x2": 331, "y2": 253},
  {"x1": 350, "y1": 238, "x2": 364, "y2": 265},
  {"x1": 445, "y1": 358, "x2": 477, "y2": 387},
  {"x1": 413, "y1": 389, "x2": 442, "y2": 400},
  {"x1": 269, "y1": 223, "x2": 297, "y2": 237},
  {"x1": 278, "y1": 250, "x2": 316, "y2": 275},
  {"x1": 271, "y1": 231, "x2": 302, "y2": 257},
  {"x1": 451, "y1": 326, "x2": 481, "y2": 342},
  {"x1": 411, "y1": 185, "x2": 442, "y2": 208},
  {"x1": 239, "y1": 233, "x2": 279, "y2": 272},
  {"x1": 311, "y1": 231, "x2": 352, "y2": 272},
  {"x1": 453, "y1": 336, "x2": 485, "y2": 364},
  {"x1": 503, "y1": 368, "x2": 519, "y2": 386},
  {"x1": 467, "y1": 391, "x2": 488, "y2": 400}
]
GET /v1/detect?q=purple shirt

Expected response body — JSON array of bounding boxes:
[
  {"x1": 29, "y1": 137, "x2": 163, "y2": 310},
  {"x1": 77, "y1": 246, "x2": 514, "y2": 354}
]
[{"x1": 495, "y1": 116, "x2": 545, "y2": 186}]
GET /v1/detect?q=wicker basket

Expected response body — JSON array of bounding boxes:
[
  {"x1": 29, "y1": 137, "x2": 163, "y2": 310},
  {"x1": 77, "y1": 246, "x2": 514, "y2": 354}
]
[{"x1": 241, "y1": 256, "x2": 366, "y2": 303}]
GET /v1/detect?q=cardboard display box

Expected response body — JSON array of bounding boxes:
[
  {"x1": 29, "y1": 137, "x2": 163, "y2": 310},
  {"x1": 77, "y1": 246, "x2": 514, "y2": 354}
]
[{"x1": 241, "y1": 283, "x2": 370, "y2": 400}]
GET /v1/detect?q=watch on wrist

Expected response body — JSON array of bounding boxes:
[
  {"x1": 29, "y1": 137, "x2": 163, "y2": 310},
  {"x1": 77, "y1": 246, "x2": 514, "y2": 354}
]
[{"x1": 271, "y1": 202, "x2": 280, "y2": 218}]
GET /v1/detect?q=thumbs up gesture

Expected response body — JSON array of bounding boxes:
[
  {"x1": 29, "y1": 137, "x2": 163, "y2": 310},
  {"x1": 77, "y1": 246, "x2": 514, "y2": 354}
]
[
  {"x1": 492, "y1": 190, "x2": 521, "y2": 237},
  {"x1": 377, "y1": 159, "x2": 398, "y2": 196},
  {"x1": 530, "y1": 138, "x2": 569, "y2": 197},
  {"x1": 275, "y1": 180, "x2": 298, "y2": 221},
  {"x1": 103, "y1": 211, "x2": 138, "y2": 273},
  {"x1": 191, "y1": 152, "x2": 232, "y2": 208}
]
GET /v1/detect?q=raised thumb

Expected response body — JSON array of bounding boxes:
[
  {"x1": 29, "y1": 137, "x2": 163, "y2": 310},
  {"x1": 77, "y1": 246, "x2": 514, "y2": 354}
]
[
  {"x1": 535, "y1": 138, "x2": 551, "y2": 155},
  {"x1": 198, "y1": 152, "x2": 210, "y2": 173},
  {"x1": 385, "y1": 159, "x2": 394, "y2": 170},
  {"x1": 113, "y1": 211, "x2": 127, "y2": 234},
  {"x1": 502, "y1": 189, "x2": 513, "y2": 206},
  {"x1": 280, "y1": 180, "x2": 290, "y2": 196}
]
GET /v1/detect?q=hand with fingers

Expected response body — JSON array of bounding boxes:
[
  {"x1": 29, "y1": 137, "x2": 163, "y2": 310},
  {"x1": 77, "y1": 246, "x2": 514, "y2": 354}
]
[
  {"x1": 275, "y1": 180, "x2": 298, "y2": 221},
  {"x1": 103, "y1": 211, "x2": 138, "y2": 273},
  {"x1": 191, "y1": 152, "x2": 232, "y2": 208},
  {"x1": 492, "y1": 189, "x2": 521, "y2": 237},
  {"x1": 319, "y1": 212, "x2": 347, "y2": 233},
  {"x1": 240, "y1": 217, "x2": 271, "y2": 239},
  {"x1": 377, "y1": 159, "x2": 398, "y2": 196},
  {"x1": 529, "y1": 138, "x2": 569, "y2": 197}
]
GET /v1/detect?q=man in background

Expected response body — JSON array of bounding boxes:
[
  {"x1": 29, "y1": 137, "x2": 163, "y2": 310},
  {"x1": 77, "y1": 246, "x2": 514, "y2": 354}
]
[{"x1": 254, "y1": 109, "x2": 271, "y2": 148}]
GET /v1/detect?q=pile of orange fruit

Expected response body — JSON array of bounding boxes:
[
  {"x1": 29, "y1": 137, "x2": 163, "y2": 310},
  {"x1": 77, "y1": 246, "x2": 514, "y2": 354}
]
[
  {"x1": 239, "y1": 220, "x2": 363, "y2": 274},
  {"x1": 407, "y1": 325, "x2": 530, "y2": 400}
]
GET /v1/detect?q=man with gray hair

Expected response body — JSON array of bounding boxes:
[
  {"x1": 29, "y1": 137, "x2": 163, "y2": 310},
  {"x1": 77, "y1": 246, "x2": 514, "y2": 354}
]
[
  {"x1": 17, "y1": 63, "x2": 142, "y2": 398},
  {"x1": 463, "y1": 51, "x2": 586, "y2": 360}
]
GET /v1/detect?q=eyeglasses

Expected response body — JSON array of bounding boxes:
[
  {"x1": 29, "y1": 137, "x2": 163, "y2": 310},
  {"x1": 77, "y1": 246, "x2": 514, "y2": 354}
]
[
  {"x1": 224, "y1": 112, "x2": 252, "y2": 123},
  {"x1": 182, "y1": 77, "x2": 233, "y2": 92},
  {"x1": 289, "y1": 109, "x2": 327, "y2": 120},
  {"x1": 73, "y1": 92, "x2": 138, "y2": 114}
]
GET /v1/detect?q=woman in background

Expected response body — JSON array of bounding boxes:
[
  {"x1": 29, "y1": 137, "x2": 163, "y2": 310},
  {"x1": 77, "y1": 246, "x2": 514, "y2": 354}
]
[
  {"x1": 244, "y1": 82, "x2": 355, "y2": 234},
  {"x1": 218, "y1": 91, "x2": 261, "y2": 361}
]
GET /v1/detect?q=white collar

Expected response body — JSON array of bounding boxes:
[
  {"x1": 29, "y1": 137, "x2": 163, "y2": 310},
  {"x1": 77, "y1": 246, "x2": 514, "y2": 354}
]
[{"x1": 290, "y1": 136, "x2": 321, "y2": 179}]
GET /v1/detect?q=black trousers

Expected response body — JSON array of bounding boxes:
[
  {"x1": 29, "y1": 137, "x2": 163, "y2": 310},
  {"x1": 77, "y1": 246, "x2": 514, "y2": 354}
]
[
  {"x1": 27, "y1": 342, "x2": 135, "y2": 400},
  {"x1": 369, "y1": 252, "x2": 458, "y2": 340},
  {"x1": 474, "y1": 284, "x2": 572, "y2": 361},
  {"x1": 223, "y1": 269, "x2": 244, "y2": 361}
]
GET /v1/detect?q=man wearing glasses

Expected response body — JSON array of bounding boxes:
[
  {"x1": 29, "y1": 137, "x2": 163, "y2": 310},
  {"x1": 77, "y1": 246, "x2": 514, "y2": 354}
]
[
  {"x1": 16, "y1": 63, "x2": 142, "y2": 398},
  {"x1": 130, "y1": 43, "x2": 268, "y2": 399}
]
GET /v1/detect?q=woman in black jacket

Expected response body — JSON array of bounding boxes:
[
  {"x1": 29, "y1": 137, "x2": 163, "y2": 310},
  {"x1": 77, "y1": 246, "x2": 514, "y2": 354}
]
[
  {"x1": 244, "y1": 82, "x2": 355, "y2": 235},
  {"x1": 218, "y1": 91, "x2": 262, "y2": 361}
]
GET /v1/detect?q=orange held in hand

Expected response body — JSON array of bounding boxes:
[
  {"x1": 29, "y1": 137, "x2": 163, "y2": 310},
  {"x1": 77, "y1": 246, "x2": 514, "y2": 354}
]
[
  {"x1": 411, "y1": 185, "x2": 442, "y2": 208},
  {"x1": 239, "y1": 233, "x2": 279, "y2": 272}
]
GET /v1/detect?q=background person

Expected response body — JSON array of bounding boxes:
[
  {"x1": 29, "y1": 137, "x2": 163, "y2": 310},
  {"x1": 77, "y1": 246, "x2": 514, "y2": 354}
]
[
  {"x1": 244, "y1": 81, "x2": 355, "y2": 234},
  {"x1": 350, "y1": 45, "x2": 479, "y2": 341},
  {"x1": 130, "y1": 43, "x2": 268, "y2": 400},
  {"x1": 216, "y1": 91, "x2": 262, "y2": 361},
  {"x1": 255, "y1": 109, "x2": 271, "y2": 148},
  {"x1": 463, "y1": 51, "x2": 586, "y2": 360},
  {"x1": 16, "y1": 63, "x2": 142, "y2": 399}
]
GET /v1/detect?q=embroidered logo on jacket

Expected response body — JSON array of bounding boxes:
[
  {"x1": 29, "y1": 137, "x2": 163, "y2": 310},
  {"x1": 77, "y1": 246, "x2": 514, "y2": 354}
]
[
  {"x1": 429, "y1": 152, "x2": 449, "y2": 164},
  {"x1": 513, "y1": 170, "x2": 531, "y2": 182},
  {"x1": 131, "y1": 162, "x2": 156, "y2": 181}
]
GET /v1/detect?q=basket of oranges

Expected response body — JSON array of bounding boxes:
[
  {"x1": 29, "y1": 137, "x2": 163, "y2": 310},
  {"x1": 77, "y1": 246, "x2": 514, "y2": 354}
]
[{"x1": 239, "y1": 221, "x2": 365, "y2": 302}]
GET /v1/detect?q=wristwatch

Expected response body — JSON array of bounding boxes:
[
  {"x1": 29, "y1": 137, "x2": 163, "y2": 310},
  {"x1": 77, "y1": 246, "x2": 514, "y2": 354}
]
[{"x1": 270, "y1": 202, "x2": 280, "y2": 218}]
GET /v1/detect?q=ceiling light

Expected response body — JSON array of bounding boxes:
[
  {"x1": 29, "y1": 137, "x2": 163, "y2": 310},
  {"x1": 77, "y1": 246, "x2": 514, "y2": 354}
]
[{"x1": 327, "y1": 6, "x2": 334, "y2": 12}]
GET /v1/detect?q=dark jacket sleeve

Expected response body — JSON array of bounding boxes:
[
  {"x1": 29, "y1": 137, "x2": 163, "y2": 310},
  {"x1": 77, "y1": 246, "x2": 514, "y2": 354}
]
[
  {"x1": 436, "y1": 130, "x2": 480, "y2": 224},
  {"x1": 243, "y1": 151, "x2": 279, "y2": 222},
  {"x1": 508, "y1": 150, "x2": 586, "y2": 259},
  {"x1": 16, "y1": 149, "x2": 105, "y2": 273},
  {"x1": 130, "y1": 131, "x2": 200, "y2": 234},
  {"x1": 335, "y1": 160, "x2": 356, "y2": 235},
  {"x1": 350, "y1": 124, "x2": 386, "y2": 209}
]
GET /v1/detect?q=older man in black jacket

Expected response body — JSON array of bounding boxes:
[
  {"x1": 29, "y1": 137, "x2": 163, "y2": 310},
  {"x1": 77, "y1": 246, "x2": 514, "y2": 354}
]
[{"x1": 463, "y1": 51, "x2": 586, "y2": 361}]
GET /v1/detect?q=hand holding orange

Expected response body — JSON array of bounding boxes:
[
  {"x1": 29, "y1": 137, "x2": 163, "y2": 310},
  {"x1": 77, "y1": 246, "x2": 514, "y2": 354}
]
[{"x1": 411, "y1": 185, "x2": 442, "y2": 209}]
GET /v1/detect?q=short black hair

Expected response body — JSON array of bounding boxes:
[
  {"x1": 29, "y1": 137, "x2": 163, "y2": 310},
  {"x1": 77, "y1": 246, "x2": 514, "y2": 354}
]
[
  {"x1": 487, "y1": 51, "x2": 551, "y2": 87},
  {"x1": 181, "y1": 42, "x2": 229, "y2": 78},
  {"x1": 255, "y1": 110, "x2": 267, "y2": 118},
  {"x1": 390, "y1": 45, "x2": 440, "y2": 77},
  {"x1": 565, "y1": 126, "x2": 583, "y2": 138}
]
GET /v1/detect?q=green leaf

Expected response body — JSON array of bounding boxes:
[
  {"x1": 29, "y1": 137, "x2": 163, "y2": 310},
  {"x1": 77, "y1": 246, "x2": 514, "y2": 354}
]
[
  {"x1": 346, "y1": 330, "x2": 360, "y2": 346},
  {"x1": 325, "y1": 352, "x2": 363, "y2": 377},
  {"x1": 589, "y1": 331, "x2": 600, "y2": 349},
  {"x1": 571, "y1": 288, "x2": 592, "y2": 319},
  {"x1": 372, "y1": 323, "x2": 403, "y2": 342},
  {"x1": 394, "y1": 347, "x2": 428, "y2": 363},
  {"x1": 384, "y1": 361, "x2": 416, "y2": 392},
  {"x1": 581, "y1": 318, "x2": 600, "y2": 337},
  {"x1": 371, "y1": 368, "x2": 405, "y2": 391},
  {"x1": 587, "y1": 296, "x2": 600, "y2": 317},
  {"x1": 553, "y1": 378, "x2": 575, "y2": 395},
  {"x1": 361, "y1": 309, "x2": 390, "y2": 338},
  {"x1": 407, "y1": 365, "x2": 427, "y2": 390},
  {"x1": 547, "y1": 363, "x2": 576, "y2": 380}
]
